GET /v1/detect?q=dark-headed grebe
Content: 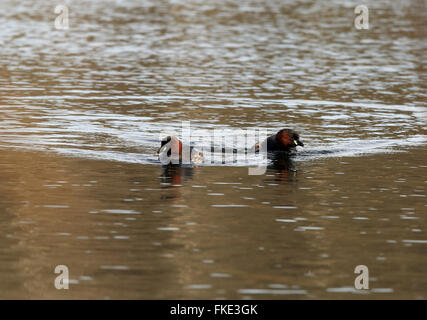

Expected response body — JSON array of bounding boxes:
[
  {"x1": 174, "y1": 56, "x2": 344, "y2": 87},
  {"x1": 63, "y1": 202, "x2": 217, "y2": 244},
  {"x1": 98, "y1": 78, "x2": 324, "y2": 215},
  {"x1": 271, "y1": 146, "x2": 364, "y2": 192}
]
[
  {"x1": 255, "y1": 129, "x2": 304, "y2": 153},
  {"x1": 157, "y1": 136, "x2": 203, "y2": 164},
  {"x1": 158, "y1": 129, "x2": 304, "y2": 164}
]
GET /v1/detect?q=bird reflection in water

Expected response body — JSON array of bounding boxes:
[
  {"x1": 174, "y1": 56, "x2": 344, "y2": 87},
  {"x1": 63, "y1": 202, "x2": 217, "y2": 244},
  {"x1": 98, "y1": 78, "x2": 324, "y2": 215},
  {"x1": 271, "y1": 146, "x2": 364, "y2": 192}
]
[
  {"x1": 159, "y1": 165, "x2": 195, "y2": 186},
  {"x1": 158, "y1": 151, "x2": 298, "y2": 194},
  {"x1": 264, "y1": 152, "x2": 298, "y2": 184},
  {"x1": 158, "y1": 165, "x2": 197, "y2": 201}
]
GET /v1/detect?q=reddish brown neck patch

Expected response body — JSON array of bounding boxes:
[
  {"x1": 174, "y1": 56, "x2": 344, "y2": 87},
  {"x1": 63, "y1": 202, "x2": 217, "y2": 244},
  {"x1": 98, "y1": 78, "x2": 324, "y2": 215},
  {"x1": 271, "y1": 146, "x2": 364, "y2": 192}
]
[
  {"x1": 276, "y1": 130, "x2": 292, "y2": 147},
  {"x1": 170, "y1": 137, "x2": 183, "y2": 155}
]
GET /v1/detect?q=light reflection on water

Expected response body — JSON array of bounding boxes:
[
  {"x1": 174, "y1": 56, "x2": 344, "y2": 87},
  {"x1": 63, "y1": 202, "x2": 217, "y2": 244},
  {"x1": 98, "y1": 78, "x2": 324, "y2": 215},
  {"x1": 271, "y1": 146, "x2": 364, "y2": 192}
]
[{"x1": 0, "y1": 0, "x2": 426, "y2": 299}]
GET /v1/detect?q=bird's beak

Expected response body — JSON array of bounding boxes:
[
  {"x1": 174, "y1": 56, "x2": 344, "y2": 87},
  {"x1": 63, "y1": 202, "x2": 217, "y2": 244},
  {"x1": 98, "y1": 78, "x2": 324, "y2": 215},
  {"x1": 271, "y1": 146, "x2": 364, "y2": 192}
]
[
  {"x1": 296, "y1": 140, "x2": 304, "y2": 147},
  {"x1": 158, "y1": 144, "x2": 168, "y2": 154}
]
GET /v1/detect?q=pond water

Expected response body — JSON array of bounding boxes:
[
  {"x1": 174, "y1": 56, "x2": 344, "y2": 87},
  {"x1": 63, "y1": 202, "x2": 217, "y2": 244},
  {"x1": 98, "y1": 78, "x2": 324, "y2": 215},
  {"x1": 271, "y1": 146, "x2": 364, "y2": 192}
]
[{"x1": 0, "y1": 0, "x2": 426, "y2": 299}]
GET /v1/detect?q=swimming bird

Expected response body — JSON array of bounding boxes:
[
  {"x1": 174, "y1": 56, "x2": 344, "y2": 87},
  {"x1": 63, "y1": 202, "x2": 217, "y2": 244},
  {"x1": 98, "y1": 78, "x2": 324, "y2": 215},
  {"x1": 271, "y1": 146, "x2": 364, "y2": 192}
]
[
  {"x1": 254, "y1": 129, "x2": 304, "y2": 153},
  {"x1": 157, "y1": 129, "x2": 304, "y2": 165},
  {"x1": 157, "y1": 136, "x2": 204, "y2": 165}
]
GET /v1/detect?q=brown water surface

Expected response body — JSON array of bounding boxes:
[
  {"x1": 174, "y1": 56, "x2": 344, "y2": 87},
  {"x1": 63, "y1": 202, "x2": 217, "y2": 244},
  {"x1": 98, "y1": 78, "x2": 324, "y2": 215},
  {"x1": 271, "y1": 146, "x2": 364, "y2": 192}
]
[{"x1": 0, "y1": 0, "x2": 426, "y2": 299}]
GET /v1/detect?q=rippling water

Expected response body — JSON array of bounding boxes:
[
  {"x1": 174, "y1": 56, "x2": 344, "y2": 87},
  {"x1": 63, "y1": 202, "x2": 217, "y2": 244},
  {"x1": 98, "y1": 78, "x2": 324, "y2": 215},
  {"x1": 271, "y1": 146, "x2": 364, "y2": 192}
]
[{"x1": 0, "y1": 0, "x2": 426, "y2": 299}]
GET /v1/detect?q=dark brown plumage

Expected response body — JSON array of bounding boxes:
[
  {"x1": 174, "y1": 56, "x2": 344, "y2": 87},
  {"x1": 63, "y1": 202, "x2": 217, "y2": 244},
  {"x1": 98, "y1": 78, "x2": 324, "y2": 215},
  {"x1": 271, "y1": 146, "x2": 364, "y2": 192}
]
[{"x1": 255, "y1": 129, "x2": 304, "y2": 153}]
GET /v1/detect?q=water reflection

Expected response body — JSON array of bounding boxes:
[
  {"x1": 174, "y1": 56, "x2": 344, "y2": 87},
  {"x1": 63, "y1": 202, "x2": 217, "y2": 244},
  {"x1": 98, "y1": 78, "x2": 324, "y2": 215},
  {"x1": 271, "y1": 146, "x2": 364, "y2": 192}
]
[
  {"x1": 158, "y1": 151, "x2": 299, "y2": 187},
  {"x1": 266, "y1": 153, "x2": 298, "y2": 183},
  {"x1": 160, "y1": 165, "x2": 196, "y2": 187}
]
